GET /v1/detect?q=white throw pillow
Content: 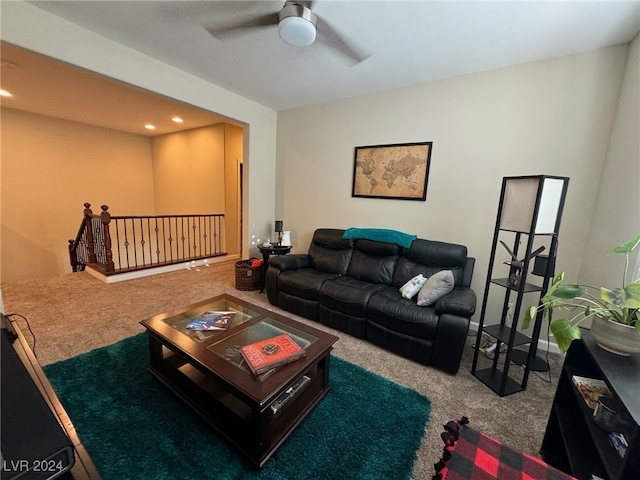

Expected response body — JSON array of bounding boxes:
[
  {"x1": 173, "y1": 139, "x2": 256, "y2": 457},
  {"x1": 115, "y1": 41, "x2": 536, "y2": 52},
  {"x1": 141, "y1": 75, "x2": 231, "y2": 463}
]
[
  {"x1": 416, "y1": 270, "x2": 455, "y2": 306},
  {"x1": 399, "y1": 274, "x2": 428, "y2": 299}
]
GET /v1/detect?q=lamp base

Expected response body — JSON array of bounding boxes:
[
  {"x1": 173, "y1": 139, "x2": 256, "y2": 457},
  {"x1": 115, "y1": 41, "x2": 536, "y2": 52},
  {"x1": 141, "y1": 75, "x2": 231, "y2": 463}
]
[{"x1": 510, "y1": 349, "x2": 549, "y2": 372}]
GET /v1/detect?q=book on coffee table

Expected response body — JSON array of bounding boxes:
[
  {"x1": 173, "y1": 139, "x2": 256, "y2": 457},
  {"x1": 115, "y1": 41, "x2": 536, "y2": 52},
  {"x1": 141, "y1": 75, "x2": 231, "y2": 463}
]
[
  {"x1": 240, "y1": 333, "x2": 305, "y2": 376},
  {"x1": 186, "y1": 311, "x2": 235, "y2": 331}
]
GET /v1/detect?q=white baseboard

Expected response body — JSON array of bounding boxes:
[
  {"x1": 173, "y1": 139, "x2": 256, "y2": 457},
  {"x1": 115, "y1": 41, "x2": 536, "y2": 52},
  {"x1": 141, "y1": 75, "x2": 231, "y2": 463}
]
[
  {"x1": 469, "y1": 320, "x2": 562, "y2": 355},
  {"x1": 85, "y1": 255, "x2": 240, "y2": 283}
]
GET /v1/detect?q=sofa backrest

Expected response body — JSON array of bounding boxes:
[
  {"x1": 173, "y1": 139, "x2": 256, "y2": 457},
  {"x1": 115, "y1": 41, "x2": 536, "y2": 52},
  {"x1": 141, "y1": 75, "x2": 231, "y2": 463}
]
[
  {"x1": 308, "y1": 229, "x2": 353, "y2": 274},
  {"x1": 392, "y1": 238, "x2": 473, "y2": 288},
  {"x1": 347, "y1": 239, "x2": 399, "y2": 284}
]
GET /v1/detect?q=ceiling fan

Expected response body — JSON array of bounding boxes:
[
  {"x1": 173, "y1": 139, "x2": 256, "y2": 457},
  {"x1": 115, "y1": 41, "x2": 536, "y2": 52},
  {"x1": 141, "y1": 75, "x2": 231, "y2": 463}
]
[{"x1": 205, "y1": 1, "x2": 370, "y2": 65}]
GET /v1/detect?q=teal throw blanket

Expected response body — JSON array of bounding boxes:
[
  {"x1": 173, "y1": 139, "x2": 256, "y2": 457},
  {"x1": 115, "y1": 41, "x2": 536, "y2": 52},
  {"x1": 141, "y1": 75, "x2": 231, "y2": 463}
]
[{"x1": 343, "y1": 228, "x2": 417, "y2": 248}]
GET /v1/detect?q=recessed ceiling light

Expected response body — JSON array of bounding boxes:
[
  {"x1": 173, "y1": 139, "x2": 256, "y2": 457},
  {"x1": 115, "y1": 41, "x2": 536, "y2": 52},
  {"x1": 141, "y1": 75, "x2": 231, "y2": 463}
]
[
  {"x1": 172, "y1": 116, "x2": 183, "y2": 123},
  {"x1": 0, "y1": 89, "x2": 12, "y2": 97},
  {"x1": 145, "y1": 124, "x2": 156, "y2": 130}
]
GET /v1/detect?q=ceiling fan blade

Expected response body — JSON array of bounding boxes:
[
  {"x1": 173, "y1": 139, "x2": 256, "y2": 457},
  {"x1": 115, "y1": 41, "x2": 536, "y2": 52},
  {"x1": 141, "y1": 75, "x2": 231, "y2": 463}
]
[
  {"x1": 205, "y1": 13, "x2": 279, "y2": 40},
  {"x1": 315, "y1": 16, "x2": 370, "y2": 65}
]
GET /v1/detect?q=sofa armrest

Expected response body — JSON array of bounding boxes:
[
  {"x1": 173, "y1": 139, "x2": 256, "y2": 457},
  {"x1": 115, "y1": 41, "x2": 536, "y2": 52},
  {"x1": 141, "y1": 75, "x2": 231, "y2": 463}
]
[
  {"x1": 435, "y1": 288, "x2": 476, "y2": 317},
  {"x1": 432, "y1": 313, "x2": 470, "y2": 374},
  {"x1": 268, "y1": 254, "x2": 311, "y2": 271}
]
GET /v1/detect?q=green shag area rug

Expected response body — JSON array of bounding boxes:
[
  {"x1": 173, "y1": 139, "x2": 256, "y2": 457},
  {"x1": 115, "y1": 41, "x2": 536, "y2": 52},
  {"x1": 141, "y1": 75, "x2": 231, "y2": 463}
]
[{"x1": 44, "y1": 333, "x2": 430, "y2": 480}]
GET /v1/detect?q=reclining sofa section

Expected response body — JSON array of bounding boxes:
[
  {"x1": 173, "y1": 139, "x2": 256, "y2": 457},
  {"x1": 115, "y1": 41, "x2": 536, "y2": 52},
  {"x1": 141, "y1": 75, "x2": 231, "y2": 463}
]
[{"x1": 265, "y1": 228, "x2": 476, "y2": 374}]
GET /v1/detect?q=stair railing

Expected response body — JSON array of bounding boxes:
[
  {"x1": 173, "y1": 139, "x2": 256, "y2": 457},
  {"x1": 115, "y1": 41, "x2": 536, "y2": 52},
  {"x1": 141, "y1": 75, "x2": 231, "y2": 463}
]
[{"x1": 69, "y1": 203, "x2": 226, "y2": 275}]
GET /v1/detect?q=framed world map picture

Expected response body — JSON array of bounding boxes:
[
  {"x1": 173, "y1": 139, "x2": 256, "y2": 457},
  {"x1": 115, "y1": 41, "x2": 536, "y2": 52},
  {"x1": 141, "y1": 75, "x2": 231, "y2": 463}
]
[{"x1": 351, "y1": 142, "x2": 432, "y2": 201}]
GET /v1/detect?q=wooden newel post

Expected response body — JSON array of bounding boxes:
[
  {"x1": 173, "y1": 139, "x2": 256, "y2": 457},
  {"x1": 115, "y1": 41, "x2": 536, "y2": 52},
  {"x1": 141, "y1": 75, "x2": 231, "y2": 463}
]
[
  {"x1": 68, "y1": 239, "x2": 79, "y2": 272},
  {"x1": 83, "y1": 202, "x2": 97, "y2": 264},
  {"x1": 100, "y1": 204, "x2": 115, "y2": 272}
]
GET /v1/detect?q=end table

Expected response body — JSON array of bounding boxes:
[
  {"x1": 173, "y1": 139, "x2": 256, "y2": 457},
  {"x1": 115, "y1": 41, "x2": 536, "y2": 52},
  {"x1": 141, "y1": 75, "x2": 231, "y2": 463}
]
[{"x1": 257, "y1": 244, "x2": 291, "y2": 292}]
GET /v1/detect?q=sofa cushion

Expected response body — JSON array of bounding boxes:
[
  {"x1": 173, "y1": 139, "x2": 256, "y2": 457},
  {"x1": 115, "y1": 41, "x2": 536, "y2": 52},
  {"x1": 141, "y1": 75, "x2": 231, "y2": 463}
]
[
  {"x1": 277, "y1": 268, "x2": 340, "y2": 301},
  {"x1": 417, "y1": 270, "x2": 455, "y2": 306},
  {"x1": 392, "y1": 238, "x2": 468, "y2": 288},
  {"x1": 346, "y1": 239, "x2": 398, "y2": 284},
  {"x1": 320, "y1": 276, "x2": 389, "y2": 317},
  {"x1": 402, "y1": 238, "x2": 468, "y2": 268},
  {"x1": 367, "y1": 287, "x2": 440, "y2": 339},
  {"x1": 308, "y1": 228, "x2": 353, "y2": 274},
  {"x1": 399, "y1": 274, "x2": 427, "y2": 299}
]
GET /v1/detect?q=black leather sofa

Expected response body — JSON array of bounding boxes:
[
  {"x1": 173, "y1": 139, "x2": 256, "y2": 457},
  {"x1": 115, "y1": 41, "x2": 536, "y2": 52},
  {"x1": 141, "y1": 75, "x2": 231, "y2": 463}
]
[{"x1": 265, "y1": 228, "x2": 476, "y2": 374}]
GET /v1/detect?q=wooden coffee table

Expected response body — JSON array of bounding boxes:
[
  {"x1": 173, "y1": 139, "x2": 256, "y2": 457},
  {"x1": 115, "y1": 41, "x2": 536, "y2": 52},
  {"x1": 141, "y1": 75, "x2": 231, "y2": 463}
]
[{"x1": 139, "y1": 294, "x2": 338, "y2": 467}]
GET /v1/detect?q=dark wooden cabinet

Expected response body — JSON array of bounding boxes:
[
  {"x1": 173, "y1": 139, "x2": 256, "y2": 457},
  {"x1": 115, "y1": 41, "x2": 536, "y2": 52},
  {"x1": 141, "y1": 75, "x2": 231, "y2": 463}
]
[{"x1": 541, "y1": 330, "x2": 640, "y2": 480}]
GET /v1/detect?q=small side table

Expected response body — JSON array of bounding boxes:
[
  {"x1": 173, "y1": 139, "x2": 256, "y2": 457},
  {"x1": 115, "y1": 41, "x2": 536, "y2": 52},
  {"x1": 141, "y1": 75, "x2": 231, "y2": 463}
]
[{"x1": 257, "y1": 244, "x2": 291, "y2": 293}]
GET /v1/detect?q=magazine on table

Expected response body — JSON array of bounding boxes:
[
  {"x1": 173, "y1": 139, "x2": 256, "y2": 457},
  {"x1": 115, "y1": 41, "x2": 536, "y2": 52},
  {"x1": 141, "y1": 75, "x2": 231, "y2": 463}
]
[{"x1": 186, "y1": 311, "x2": 236, "y2": 331}]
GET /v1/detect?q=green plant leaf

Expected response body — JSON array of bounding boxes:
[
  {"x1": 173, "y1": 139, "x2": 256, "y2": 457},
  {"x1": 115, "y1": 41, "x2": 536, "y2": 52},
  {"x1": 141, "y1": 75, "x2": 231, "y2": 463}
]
[
  {"x1": 551, "y1": 284, "x2": 584, "y2": 299},
  {"x1": 550, "y1": 319, "x2": 582, "y2": 353},
  {"x1": 608, "y1": 234, "x2": 640, "y2": 255},
  {"x1": 541, "y1": 273, "x2": 565, "y2": 303},
  {"x1": 602, "y1": 283, "x2": 640, "y2": 309},
  {"x1": 523, "y1": 305, "x2": 538, "y2": 329}
]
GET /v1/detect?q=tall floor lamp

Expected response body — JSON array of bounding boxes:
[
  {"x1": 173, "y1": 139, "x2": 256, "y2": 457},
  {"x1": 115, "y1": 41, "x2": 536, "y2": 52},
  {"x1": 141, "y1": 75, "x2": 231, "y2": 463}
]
[{"x1": 471, "y1": 175, "x2": 569, "y2": 396}]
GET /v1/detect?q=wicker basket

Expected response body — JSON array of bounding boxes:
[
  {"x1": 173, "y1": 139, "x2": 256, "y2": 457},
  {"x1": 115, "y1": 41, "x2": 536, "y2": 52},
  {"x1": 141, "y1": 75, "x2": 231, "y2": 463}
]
[{"x1": 235, "y1": 259, "x2": 262, "y2": 291}]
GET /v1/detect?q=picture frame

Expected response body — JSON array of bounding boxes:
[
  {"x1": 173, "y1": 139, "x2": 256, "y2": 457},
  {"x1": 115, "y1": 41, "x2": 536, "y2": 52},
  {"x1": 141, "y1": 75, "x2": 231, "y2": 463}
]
[{"x1": 351, "y1": 142, "x2": 432, "y2": 201}]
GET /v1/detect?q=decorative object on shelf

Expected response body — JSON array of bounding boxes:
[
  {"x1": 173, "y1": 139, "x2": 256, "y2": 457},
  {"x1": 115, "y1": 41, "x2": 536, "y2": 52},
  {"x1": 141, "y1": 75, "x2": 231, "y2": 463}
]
[
  {"x1": 499, "y1": 240, "x2": 546, "y2": 287},
  {"x1": 524, "y1": 233, "x2": 640, "y2": 354},
  {"x1": 593, "y1": 396, "x2": 630, "y2": 435},
  {"x1": 571, "y1": 375, "x2": 613, "y2": 410},
  {"x1": 471, "y1": 175, "x2": 570, "y2": 396},
  {"x1": 351, "y1": 142, "x2": 432, "y2": 201}
]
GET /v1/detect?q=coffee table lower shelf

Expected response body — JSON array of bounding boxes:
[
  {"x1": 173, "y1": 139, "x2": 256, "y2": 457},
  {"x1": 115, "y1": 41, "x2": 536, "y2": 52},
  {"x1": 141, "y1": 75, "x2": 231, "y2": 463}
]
[{"x1": 147, "y1": 336, "x2": 332, "y2": 468}]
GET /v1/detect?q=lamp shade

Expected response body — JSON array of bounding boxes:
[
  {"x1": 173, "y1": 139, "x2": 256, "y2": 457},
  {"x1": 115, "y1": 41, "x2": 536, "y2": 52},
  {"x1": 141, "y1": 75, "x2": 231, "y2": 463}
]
[
  {"x1": 499, "y1": 175, "x2": 569, "y2": 234},
  {"x1": 275, "y1": 220, "x2": 283, "y2": 232}
]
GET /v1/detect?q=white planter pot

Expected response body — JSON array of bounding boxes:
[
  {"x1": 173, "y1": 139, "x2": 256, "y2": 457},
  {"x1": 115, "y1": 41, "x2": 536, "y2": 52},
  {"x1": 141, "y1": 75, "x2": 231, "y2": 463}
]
[{"x1": 590, "y1": 316, "x2": 640, "y2": 356}]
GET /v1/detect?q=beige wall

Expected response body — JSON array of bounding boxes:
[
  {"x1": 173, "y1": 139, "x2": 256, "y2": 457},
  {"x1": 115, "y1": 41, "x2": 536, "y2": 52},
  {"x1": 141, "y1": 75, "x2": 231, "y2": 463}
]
[
  {"x1": 151, "y1": 123, "x2": 242, "y2": 255},
  {"x1": 152, "y1": 125, "x2": 226, "y2": 214},
  {"x1": 0, "y1": 1, "x2": 278, "y2": 283},
  {"x1": 0, "y1": 111, "x2": 242, "y2": 281},
  {"x1": 276, "y1": 45, "x2": 631, "y2": 326},
  {"x1": 581, "y1": 34, "x2": 640, "y2": 288},
  {"x1": 223, "y1": 125, "x2": 244, "y2": 255},
  {"x1": 1, "y1": 109, "x2": 156, "y2": 281}
]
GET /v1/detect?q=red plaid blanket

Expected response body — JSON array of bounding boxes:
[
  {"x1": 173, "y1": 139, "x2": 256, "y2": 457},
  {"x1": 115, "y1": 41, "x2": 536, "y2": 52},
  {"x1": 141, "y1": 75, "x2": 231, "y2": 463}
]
[{"x1": 433, "y1": 418, "x2": 576, "y2": 480}]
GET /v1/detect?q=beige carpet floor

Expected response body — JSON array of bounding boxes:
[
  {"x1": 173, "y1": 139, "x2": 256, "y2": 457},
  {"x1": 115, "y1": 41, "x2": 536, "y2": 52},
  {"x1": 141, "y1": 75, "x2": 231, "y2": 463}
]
[{"x1": 2, "y1": 260, "x2": 564, "y2": 480}]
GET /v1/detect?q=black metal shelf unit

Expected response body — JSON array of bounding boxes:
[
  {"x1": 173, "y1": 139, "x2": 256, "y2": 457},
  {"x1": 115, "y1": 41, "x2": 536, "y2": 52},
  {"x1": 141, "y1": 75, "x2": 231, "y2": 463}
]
[
  {"x1": 471, "y1": 175, "x2": 569, "y2": 396},
  {"x1": 541, "y1": 330, "x2": 639, "y2": 480}
]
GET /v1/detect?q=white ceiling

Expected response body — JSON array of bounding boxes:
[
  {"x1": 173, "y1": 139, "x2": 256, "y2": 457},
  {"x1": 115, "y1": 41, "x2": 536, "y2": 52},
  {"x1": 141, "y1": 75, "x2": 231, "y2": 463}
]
[
  {"x1": 0, "y1": 42, "x2": 232, "y2": 136},
  {"x1": 24, "y1": 0, "x2": 640, "y2": 112},
  {"x1": 1, "y1": 1, "x2": 638, "y2": 136}
]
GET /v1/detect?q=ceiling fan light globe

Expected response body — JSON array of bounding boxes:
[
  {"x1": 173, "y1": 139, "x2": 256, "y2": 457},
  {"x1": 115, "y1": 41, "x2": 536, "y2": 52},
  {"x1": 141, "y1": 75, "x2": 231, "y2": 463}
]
[{"x1": 278, "y1": 16, "x2": 316, "y2": 47}]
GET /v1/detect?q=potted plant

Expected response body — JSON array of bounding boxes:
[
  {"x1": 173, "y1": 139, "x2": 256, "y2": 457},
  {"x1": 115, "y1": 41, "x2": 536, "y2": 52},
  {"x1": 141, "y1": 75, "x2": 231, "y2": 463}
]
[{"x1": 524, "y1": 234, "x2": 640, "y2": 355}]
